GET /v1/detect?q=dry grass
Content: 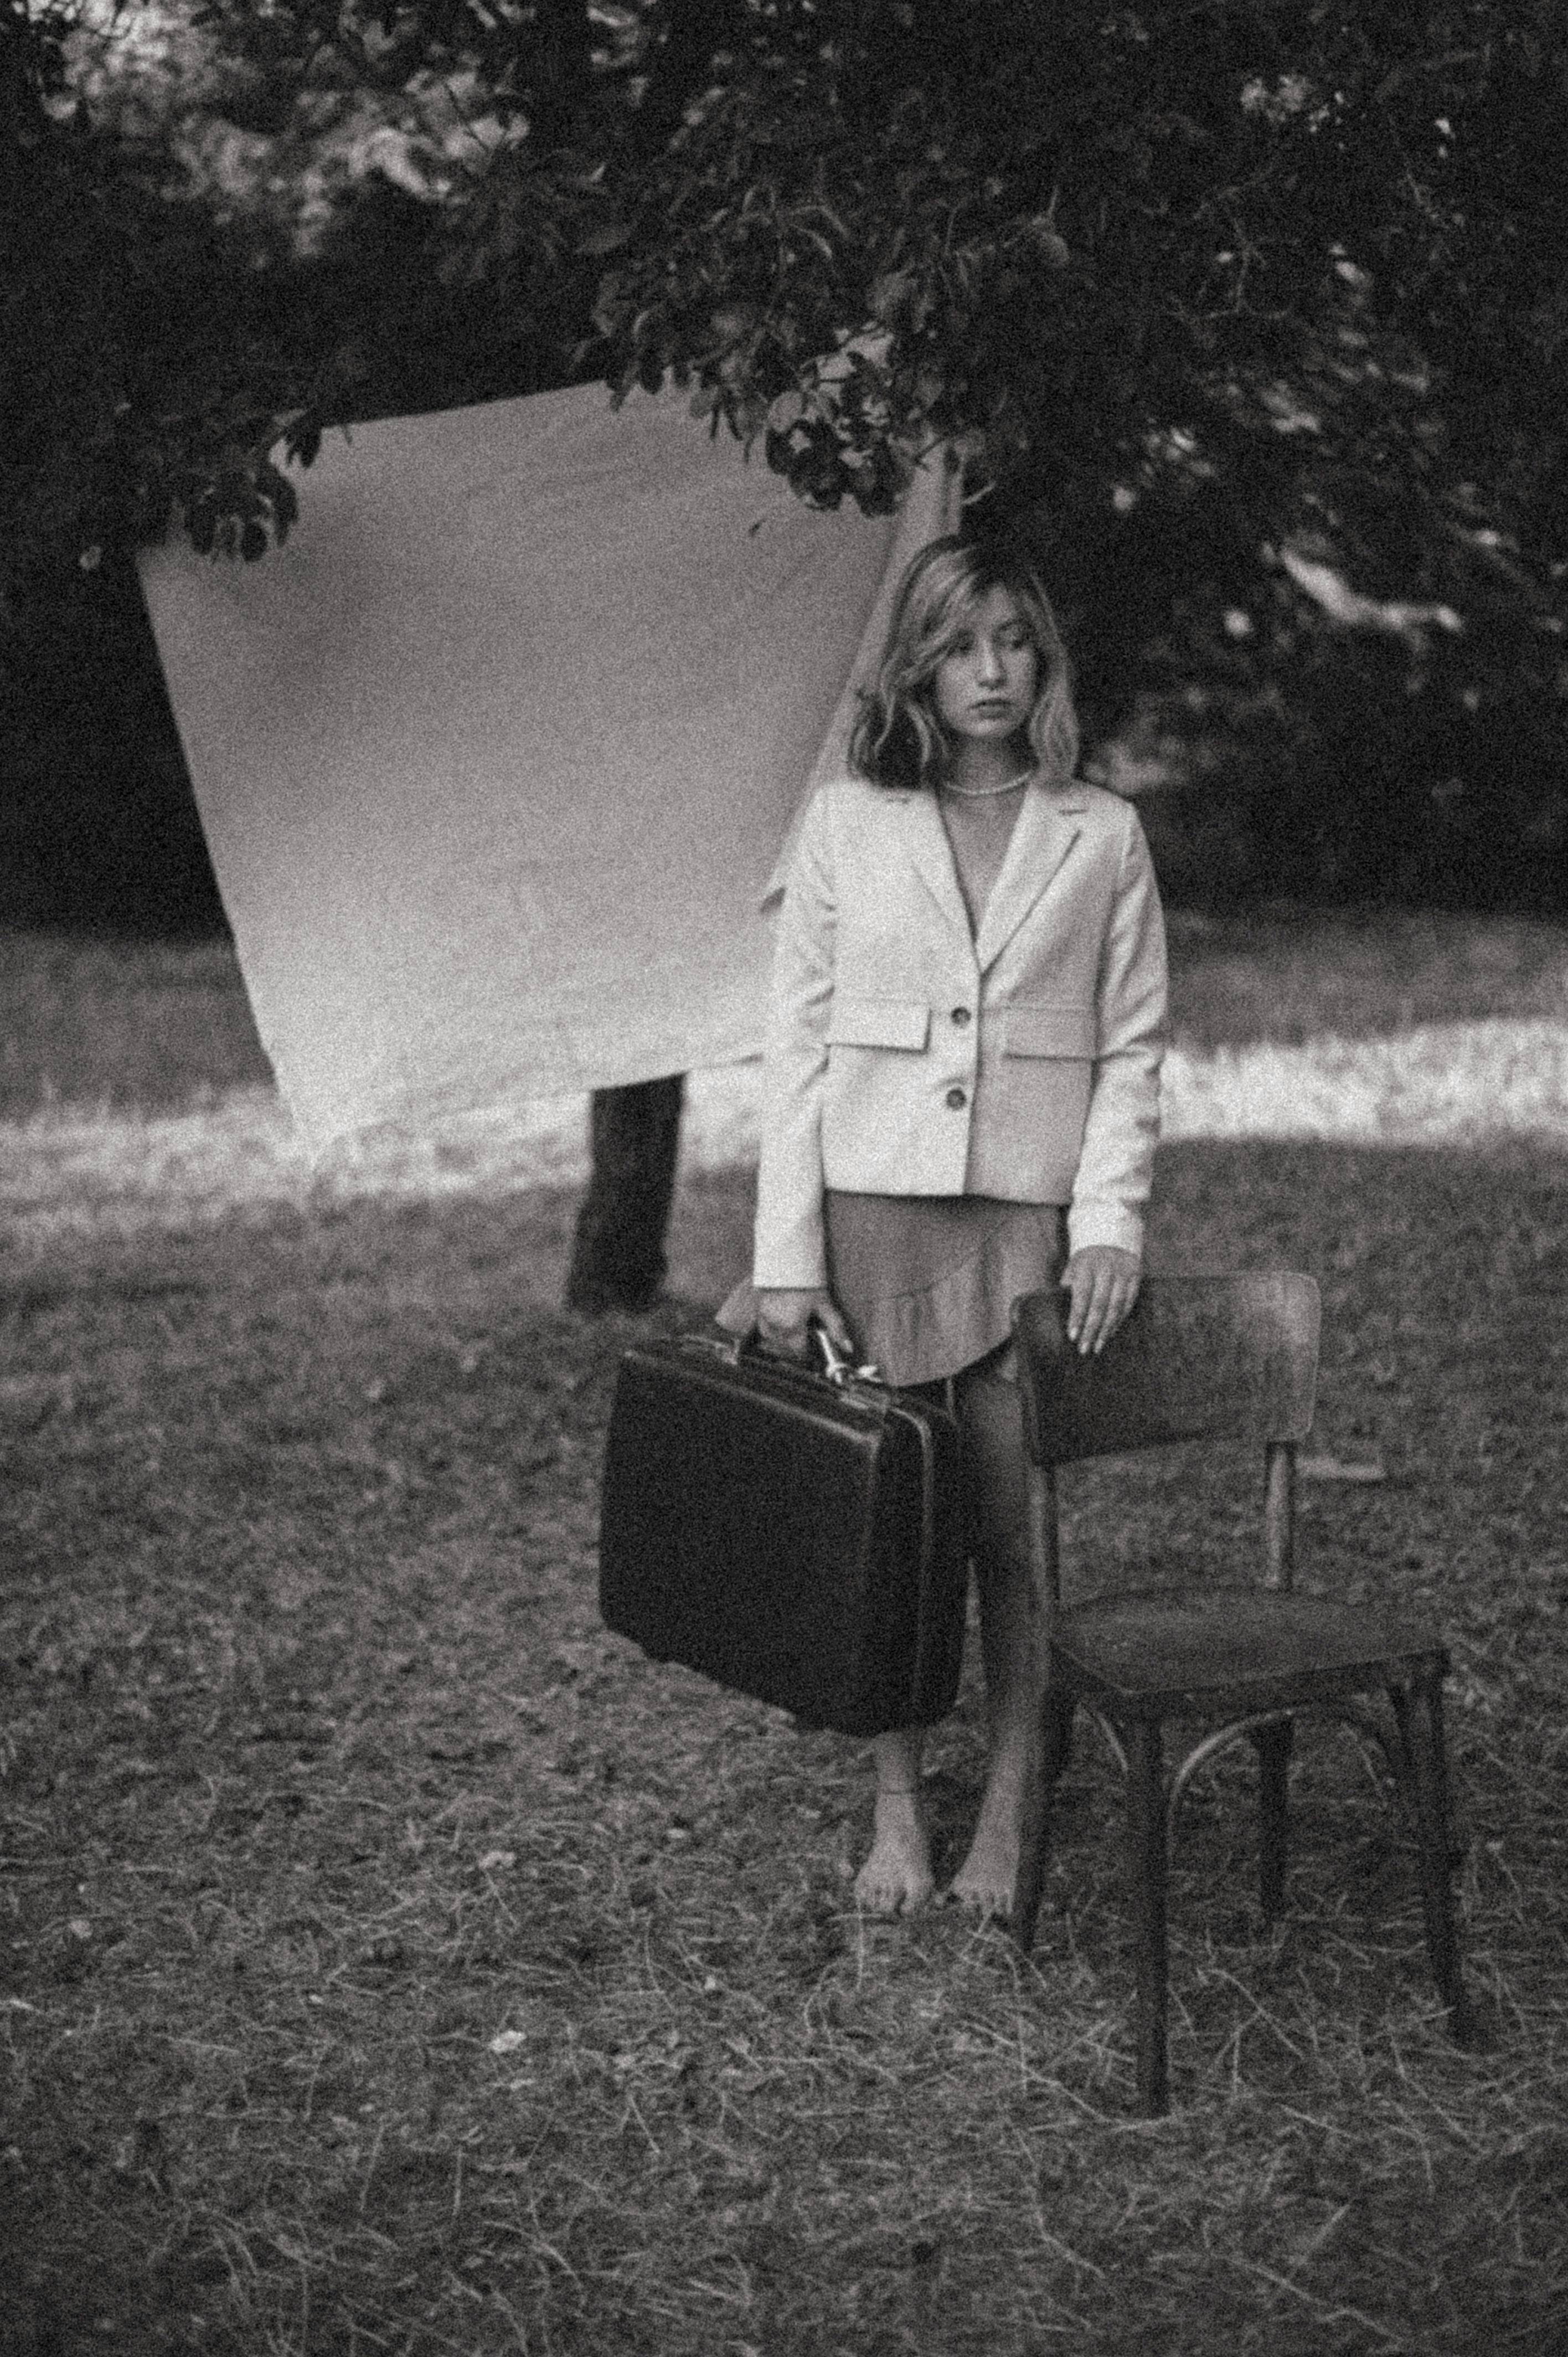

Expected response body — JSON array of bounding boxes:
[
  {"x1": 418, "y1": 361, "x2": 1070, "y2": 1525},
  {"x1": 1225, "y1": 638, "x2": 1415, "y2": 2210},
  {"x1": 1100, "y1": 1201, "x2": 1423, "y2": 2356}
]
[{"x1": 2, "y1": 1141, "x2": 1566, "y2": 2355}]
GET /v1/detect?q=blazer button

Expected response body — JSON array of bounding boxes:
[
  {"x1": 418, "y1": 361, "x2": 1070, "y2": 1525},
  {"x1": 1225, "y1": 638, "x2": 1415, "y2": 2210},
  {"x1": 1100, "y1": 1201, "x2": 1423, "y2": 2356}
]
[
  {"x1": 950, "y1": 1005, "x2": 972, "y2": 1026},
  {"x1": 945, "y1": 1087, "x2": 968, "y2": 1110}
]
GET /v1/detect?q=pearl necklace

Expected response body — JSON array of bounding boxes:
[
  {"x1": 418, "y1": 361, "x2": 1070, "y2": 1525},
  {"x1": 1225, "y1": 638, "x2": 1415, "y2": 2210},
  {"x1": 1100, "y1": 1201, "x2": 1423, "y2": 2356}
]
[{"x1": 939, "y1": 766, "x2": 1033, "y2": 800}]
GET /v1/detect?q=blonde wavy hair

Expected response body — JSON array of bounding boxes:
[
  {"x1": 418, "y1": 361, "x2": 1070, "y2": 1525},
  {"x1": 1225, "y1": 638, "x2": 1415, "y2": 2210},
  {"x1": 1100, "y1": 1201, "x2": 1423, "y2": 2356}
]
[{"x1": 848, "y1": 535, "x2": 1079, "y2": 791}]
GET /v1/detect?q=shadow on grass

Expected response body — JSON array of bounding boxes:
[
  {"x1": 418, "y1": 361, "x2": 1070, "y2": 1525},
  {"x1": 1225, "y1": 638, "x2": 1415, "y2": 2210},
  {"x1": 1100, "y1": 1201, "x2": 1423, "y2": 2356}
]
[{"x1": 0, "y1": 1142, "x2": 1565, "y2": 2356}]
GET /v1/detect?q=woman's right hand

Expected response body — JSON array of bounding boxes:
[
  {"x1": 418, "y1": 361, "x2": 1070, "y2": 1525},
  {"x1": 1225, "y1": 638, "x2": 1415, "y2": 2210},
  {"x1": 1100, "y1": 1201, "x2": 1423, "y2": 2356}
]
[{"x1": 754, "y1": 1287, "x2": 855, "y2": 1362}]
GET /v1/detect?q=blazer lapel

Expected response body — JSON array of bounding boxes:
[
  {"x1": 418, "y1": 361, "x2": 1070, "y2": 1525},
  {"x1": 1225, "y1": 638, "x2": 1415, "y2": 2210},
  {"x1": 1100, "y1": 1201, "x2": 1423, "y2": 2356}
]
[
  {"x1": 974, "y1": 780, "x2": 1087, "y2": 973},
  {"x1": 884, "y1": 789, "x2": 973, "y2": 951}
]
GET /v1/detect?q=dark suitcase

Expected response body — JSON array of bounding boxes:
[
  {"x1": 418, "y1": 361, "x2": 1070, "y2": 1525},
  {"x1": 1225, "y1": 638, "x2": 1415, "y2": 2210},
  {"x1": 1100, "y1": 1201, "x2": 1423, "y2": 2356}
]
[{"x1": 598, "y1": 1330, "x2": 968, "y2": 1737}]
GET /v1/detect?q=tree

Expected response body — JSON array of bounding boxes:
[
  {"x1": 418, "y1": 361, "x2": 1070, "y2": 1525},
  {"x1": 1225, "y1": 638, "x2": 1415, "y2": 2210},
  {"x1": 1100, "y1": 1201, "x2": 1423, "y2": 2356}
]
[
  {"x1": 23, "y1": 3, "x2": 1565, "y2": 694},
  {"x1": 8, "y1": 1, "x2": 1566, "y2": 1301}
]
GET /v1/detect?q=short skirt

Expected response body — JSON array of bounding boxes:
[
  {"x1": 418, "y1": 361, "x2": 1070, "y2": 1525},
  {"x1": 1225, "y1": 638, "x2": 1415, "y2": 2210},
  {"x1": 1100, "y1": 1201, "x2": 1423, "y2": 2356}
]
[
  {"x1": 824, "y1": 1192, "x2": 1067, "y2": 1387},
  {"x1": 718, "y1": 1195, "x2": 1067, "y2": 1389}
]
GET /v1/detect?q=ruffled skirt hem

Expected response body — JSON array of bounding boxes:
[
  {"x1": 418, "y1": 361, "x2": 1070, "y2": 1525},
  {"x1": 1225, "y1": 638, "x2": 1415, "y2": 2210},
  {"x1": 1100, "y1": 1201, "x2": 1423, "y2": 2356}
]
[{"x1": 719, "y1": 1194, "x2": 1067, "y2": 1388}]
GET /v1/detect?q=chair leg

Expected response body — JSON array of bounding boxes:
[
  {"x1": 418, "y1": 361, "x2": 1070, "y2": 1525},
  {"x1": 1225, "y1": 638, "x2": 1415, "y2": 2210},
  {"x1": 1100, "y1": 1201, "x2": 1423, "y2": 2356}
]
[
  {"x1": 1012, "y1": 1686, "x2": 1073, "y2": 1952},
  {"x1": 1043, "y1": 1682, "x2": 1075, "y2": 1783},
  {"x1": 1126, "y1": 1718, "x2": 1169, "y2": 2116},
  {"x1": 1252, "y1": 1718, "x2": 1294, "y2": 1924},
  {"x1": 1389, "y1": 1672, "x2": 1473, "y2": 2043}
]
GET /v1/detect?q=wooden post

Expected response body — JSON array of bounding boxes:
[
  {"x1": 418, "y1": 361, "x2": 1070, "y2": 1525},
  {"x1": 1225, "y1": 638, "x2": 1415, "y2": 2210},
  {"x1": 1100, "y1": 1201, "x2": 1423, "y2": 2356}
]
[{"x1": 564, "y1": 1074, "x2": 685, "y2": 1313}]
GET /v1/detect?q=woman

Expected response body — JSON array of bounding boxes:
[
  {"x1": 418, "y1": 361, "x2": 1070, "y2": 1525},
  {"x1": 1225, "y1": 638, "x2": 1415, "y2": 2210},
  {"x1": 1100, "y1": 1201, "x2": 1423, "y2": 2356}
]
[{"x1": 742, "y1": 533, "x2": 1167, "y2": 1918}]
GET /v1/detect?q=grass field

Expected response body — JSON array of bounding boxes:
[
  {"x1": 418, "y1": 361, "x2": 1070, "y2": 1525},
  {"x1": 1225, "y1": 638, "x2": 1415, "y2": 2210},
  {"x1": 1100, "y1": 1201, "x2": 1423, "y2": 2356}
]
[
  {"x1": 2, "y1": 908, "x2": 1566, "y2": 1118},
  {"x1": 1, "y1": 918, "x2": 1566, "y2": 1248},
  {"x1": 2, "y1": 920, "x2": 1567, "y2": 2354}
]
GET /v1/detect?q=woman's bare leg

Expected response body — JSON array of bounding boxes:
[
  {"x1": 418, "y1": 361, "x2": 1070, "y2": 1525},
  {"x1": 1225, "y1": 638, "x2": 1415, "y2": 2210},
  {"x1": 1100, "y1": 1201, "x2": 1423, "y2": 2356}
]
[
  {"x1": 854, "y1": 1726, "x2": 933, "y2": 1914},
  {"x1": 947, "y1": 1368, "x2": 1038, "y2": 1918}
]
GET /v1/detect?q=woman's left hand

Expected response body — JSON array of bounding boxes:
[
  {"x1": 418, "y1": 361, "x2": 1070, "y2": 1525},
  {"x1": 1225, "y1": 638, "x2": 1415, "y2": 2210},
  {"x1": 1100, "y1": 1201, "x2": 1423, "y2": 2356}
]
[{"x1": 1061, "y1": 1247, "x2": 1141, "y2": 1357}]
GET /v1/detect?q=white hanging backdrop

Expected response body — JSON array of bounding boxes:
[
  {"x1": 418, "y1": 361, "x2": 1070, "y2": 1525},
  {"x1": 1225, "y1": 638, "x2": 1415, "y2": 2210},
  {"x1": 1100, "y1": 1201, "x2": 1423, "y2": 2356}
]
[{"x1": 139, "y1": 386, "x2": 956, "y2": 1154}]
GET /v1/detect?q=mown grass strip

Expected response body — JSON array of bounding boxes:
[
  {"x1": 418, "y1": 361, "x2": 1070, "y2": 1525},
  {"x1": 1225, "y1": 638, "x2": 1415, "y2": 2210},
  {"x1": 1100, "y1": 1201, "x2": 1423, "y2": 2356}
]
[
  {"x1": 2, "y1": 1015, "x2": 1567, "y2": 1249},
  {"x1": 1, "y1": 909, "x2": 1565, "y2": 1116}
]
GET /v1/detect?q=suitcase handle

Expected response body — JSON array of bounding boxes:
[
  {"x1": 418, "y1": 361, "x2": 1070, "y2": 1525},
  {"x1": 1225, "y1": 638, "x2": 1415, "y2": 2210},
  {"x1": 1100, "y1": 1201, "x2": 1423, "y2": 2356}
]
[
  {"x1": 690, "y1": 1321, "x2": 884, "y2": 1388},
  {"x1": 808, "y1": 1323, "x2": 885, "y2": 1388}
]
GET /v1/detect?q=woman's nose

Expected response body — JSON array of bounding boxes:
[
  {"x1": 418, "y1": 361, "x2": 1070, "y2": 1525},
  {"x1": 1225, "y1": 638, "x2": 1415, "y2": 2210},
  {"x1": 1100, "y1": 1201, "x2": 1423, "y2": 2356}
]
[{"x1": 976, "y1": 638, "x2": 1005, "y2": 682}]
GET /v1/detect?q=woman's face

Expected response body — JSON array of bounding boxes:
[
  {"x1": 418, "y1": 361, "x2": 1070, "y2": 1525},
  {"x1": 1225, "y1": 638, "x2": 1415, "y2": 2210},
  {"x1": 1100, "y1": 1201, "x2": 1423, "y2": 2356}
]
[{"x1": 931, "y1": 586, "x2": 1040, "y2": 747}]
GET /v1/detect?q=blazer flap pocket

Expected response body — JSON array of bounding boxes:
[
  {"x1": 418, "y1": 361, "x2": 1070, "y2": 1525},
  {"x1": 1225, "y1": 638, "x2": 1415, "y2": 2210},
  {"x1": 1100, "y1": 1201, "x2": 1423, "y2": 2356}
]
[
  {"x1": 1002, "y1": 1003, "x2": 1096, "y2": 1059},
  {"x1": 827, "y1": 999, "x2": 932, "y2": 1052}
]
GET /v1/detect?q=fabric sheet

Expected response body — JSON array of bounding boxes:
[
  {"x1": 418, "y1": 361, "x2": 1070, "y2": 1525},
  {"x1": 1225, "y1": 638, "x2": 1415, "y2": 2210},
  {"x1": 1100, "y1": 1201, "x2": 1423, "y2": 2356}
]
[{"x1": 138, "y1": 385, "x2": 955, "y2": 1154}]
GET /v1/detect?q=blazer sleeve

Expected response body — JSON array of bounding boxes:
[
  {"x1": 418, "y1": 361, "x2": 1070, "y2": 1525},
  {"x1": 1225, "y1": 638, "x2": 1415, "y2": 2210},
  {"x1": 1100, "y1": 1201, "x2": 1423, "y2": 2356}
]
[
  {"x1": 1068, "y1": 802, "x2": 1168, "y2": 1259},
  {"x1": 752, "y1": 785, "x2": 837, "y2": 1290}
]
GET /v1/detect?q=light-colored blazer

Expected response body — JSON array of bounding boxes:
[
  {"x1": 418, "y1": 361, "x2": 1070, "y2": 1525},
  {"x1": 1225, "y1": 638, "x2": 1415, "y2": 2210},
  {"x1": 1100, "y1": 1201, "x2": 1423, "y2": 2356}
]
[{"x1": 752, "y1": 770, "x2": 1168, "y2": 1290}]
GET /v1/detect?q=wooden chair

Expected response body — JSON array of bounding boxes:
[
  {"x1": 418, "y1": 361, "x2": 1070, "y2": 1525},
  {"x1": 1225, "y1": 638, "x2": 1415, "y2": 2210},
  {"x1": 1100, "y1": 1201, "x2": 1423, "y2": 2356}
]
[{"x1": 1008, "y1": 1272, "x2": 1472, "y2": 2116}]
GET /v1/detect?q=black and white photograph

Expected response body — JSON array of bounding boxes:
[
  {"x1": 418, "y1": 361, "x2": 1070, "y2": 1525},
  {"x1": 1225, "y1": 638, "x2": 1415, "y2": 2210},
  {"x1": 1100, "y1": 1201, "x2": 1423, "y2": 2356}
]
[{"x1": 3, "y1": 3, "x2": 1565, "y2": 2349}]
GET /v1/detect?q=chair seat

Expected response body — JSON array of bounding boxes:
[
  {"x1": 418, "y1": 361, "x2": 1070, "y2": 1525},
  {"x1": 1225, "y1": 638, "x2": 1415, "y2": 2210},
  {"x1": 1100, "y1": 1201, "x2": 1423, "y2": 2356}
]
[{"x1": 1054, "y1": 1585, "x2": 1448, "y2": 1720}]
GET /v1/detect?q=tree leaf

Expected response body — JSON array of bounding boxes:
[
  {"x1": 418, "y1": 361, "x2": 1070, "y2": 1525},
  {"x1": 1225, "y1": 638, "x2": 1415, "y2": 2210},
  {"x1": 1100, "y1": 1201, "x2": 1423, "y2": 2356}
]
[{"x1": 576, "y1": 217, "x2": 631, "y2": 258}]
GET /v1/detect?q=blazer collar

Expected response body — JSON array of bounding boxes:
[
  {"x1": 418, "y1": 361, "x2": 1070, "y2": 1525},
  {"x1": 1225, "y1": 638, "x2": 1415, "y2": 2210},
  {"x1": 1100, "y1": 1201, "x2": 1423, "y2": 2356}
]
[
  {"x1": 889, "y1": 777, "x2": 1088, "y2": 970},
  {"x1": 975, "y1": 777, "x2": 1087, "y2": 971},
  {"x1": 896, "y1": 787, "x2": 972, "y2": 949}
]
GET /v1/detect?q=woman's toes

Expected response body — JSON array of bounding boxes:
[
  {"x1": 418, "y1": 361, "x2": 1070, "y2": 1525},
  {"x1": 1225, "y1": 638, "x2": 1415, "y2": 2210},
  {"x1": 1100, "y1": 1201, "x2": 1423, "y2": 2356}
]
[
  {"x1": 854, "y1": 1836, "x2": 934, "y2": 1916},
  {"x1": 853, "y1": 1864, "x2": 933, "y2": 1916},
  {"x1": 946, "y1": 1881, "x2": 1011, "y2": 1923},
  {"x1": 947, "y1": 1845, "x2": 1019, "y2": 1923}
]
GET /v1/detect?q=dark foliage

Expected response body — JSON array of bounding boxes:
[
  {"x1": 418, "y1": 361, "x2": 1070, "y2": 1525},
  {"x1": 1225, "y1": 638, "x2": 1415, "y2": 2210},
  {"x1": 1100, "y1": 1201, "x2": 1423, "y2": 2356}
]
[
  {"x1": 3, "y1": 2, "x2": 1566, "y2": 918},
  {"x1": 0, "y1": 553, "x2": 223, "y2": 936}
]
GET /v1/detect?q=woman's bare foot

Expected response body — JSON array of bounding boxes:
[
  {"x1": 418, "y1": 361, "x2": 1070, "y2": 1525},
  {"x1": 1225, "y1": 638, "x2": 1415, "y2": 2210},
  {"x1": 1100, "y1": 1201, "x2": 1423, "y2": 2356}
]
[
  {"x1": 854, "y1": 1789, "x2": 935, "y2": 1916},
  {"x1": 946, "y1": 1790, "x2": 1023, "y2": 1922}
]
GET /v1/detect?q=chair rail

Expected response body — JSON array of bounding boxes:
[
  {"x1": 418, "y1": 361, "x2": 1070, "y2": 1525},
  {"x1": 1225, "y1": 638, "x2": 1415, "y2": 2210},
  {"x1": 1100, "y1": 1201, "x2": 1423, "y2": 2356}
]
[{"x1": 1013, "y1": 1272, "x2": 1321, "y2": 1466}]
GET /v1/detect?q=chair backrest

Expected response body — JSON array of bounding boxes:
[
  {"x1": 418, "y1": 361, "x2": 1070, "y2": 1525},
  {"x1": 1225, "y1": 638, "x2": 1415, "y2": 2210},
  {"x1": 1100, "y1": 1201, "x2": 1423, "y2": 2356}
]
[{"x1": 1012, "y1": 1273, "x2": 1320, "y2": 1468}]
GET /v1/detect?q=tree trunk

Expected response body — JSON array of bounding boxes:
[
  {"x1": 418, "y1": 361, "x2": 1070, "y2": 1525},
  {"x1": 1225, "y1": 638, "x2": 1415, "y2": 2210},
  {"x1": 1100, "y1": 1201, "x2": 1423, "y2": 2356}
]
[{"x1": 564, "y1": 1075, "x2": 685, "y2": 1313}]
